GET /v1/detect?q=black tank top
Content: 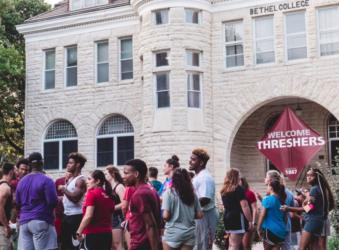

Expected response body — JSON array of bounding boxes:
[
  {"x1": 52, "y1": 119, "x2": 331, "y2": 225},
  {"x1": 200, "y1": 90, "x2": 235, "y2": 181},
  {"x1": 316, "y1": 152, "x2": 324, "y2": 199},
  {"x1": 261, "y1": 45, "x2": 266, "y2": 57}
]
[{"x1": 0, "y1": 181, "x2": 13, "y2": 223}]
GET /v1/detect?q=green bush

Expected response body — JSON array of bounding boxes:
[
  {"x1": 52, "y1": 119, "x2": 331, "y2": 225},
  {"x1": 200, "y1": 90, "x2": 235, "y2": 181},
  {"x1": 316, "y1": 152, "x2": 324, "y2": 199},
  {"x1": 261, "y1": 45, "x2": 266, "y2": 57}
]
[
  {"x1": 328, "y1": 236, "x2": 339, "y2": 250},
  {"x1": 214, "y1": 211, "x2": 227, "y2": 250}
]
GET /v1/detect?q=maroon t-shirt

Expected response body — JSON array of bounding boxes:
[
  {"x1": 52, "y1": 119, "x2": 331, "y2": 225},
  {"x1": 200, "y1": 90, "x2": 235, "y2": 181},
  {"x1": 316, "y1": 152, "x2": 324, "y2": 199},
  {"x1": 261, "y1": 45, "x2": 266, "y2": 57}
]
[
  {"x1": 82, "y1": 187, "x2": 115, "y2": 234},
  {"x1": 129, "y1": 184, "x2": 161, "y2": 250}
]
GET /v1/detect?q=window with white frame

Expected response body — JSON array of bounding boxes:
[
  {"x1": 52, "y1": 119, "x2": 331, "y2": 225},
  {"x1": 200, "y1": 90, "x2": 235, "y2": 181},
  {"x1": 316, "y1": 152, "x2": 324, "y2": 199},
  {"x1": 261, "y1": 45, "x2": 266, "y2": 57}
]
[
  {"x1": 186, "y1": 50, "x2": 200, "y2": 67},
  {"x1": 155, "y1": 72, "x2": 170, "y2": 108},
  {"x1": 225, "y1": 20, "x2": 244, "y2": 68},
  {"x1": 44, "y1": 49, "x2": 55, "y2": 90},
  {"x1": 120, "y1": 37, "x2": 133, "y2": 80},
  {"x1": 318, "y1": 6, "x2": 339, "y2": 56},
  {"x1": 44, "y1": 120, "x2": 78, "y2": 170},
  {"x1": 286, "y1": 11, "x2": 307, "y2": 60},
  {"x1": 96, "y1": 41, "x2": 109, "y2": 83},
  {"x1": 97, "y1": 115, "x2": 134, "y2": 167},
  {"x1": 185, "y1": 9, "x2": 200, "y2": 24},
  {"x1": 65, "y1": 46, "x2": 77, "y2": 87},
  {"x1": 187, "y1": 72, "x2": 201, "y2": 108},
  {"x1": 154, "y1": 9, "x2": 169, "y2": 25},
  {"x1": 254, "y1": 16, "x2": 275, "y2": 64},
  {"x1": 328, "y1": 115, "x2": 339, "y2": 166},
  {"x1": 70, "y1": 0, "x2": 108, "y2": 11},
  {"x1": 155, "y1": 51, "x2": 169, "y2": 67}
]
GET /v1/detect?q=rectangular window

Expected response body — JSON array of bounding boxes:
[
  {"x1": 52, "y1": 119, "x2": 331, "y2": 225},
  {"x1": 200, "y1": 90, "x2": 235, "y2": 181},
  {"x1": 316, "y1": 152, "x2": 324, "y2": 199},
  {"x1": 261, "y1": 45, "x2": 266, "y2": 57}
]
[
  {"x1": 185, "y1": 9, "x2": 200, "y2": 24},
  {"x1": 154, "y1": 9, "x2": 169, "y2": 25},
  {"x1": 187, "y1": 73, "x2": 201, "y2": 108},
  {"x1": 155, "y1": 72, "x2": 170, "y2": 108},
  {"x1": 318, "y1": 6, "x2": 339, "y2": 56},
  {"x1": 117, "y1": 136, "x2": 134, "y2": 165},
  {"x1": 254, "y1": 16, "x2": 275, "y2": 64},
  {"x1": 120, "y1": 37, "x2": 133, "y2": 80},
  {"x1": 225, "y1": 20, "x2": 244, "y2": 68},
  {"x1": 97, "y1": 138, "x2": 113, "y2": 167},
  {"x1": 44, "y1": 49, "x2": 55, "y2": 89},
  {"x1": 66, "y1": 46, "x2": 77, "y2": 87},
  {"x1": 286, "y1": 11, "x2": 307, "y2": 60},
  {"x1": 155, "y1": 51, "x2": 169, "y2": 67},
  {"x1": 71, "y1": 0, "x2": 108, "y2": 10},
  {"x1": 186, "y1": 50, "x2": 200, "y2": 67},
  {"x1": 44, "y1": 141, "x2": 59, "y2": 170},
  {"x1": 96, "y1": 41, "x2": 109, "y2": 83}
]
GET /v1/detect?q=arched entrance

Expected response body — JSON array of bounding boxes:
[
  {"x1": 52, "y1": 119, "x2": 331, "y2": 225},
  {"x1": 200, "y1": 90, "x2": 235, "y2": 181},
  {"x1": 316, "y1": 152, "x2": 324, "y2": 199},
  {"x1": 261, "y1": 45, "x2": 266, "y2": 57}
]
[{"x1": 230, "y1": 97, "x2": 336, "y2": 189}]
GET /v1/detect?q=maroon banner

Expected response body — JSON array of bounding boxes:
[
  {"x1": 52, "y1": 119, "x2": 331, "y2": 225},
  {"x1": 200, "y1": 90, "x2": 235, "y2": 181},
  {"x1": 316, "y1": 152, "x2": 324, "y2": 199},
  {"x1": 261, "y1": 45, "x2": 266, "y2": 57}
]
[{"x1": 257, "y1": 107, "x2": 325, "y2": 181}]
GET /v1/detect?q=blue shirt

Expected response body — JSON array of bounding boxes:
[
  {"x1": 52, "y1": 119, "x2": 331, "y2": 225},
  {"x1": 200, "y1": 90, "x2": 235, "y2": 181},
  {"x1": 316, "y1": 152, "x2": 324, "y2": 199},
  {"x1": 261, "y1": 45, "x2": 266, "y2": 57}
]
[
  {"x1": 285, "y1": 188, "x2": 294, "y2": 232},
  {"x1": 16, "y1": 172, "x2": 58, "y2": 225},
  {"x1": 261, "y1": 195, "x2": 287, "y2": 238}
]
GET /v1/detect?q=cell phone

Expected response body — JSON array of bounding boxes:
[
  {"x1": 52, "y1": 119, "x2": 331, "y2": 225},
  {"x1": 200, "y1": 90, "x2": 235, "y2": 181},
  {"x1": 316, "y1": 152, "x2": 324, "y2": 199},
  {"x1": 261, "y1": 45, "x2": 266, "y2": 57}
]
[{"x1": 303, "y1": 203, "x2": 314, "y2": 213}]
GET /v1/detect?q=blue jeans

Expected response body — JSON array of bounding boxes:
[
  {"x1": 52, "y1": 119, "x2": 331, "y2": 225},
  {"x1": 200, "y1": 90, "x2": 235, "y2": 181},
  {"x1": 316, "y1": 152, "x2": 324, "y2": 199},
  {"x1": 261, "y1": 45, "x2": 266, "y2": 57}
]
[{"x1": 18, "y1": 220, "x2": 57, "y2": 250}]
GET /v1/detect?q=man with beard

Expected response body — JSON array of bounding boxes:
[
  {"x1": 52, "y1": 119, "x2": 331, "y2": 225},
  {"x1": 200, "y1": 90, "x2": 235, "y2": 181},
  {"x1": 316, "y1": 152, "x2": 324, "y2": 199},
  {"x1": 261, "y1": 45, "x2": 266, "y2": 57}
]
[
  {"x1": 189, "y1": 148, "x2": 218, "y2": 250},
  {"x1": 60, "y1": 153, "x2": 87, "y2": 250}
]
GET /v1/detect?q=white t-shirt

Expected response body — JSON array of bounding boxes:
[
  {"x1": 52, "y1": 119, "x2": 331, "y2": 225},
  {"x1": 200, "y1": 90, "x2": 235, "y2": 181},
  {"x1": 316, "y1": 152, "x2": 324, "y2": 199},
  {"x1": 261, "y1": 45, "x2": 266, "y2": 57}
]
[{"x1": 192, "y1": 169, "x2": 216, "y2": 212}]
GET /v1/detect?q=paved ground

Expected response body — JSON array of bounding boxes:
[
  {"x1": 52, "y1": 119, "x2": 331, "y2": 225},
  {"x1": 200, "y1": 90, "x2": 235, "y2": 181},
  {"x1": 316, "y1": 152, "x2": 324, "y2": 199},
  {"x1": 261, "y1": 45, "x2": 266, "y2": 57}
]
[{"x1": 212, "y1": 243, "x2": 263, "y2": 249}]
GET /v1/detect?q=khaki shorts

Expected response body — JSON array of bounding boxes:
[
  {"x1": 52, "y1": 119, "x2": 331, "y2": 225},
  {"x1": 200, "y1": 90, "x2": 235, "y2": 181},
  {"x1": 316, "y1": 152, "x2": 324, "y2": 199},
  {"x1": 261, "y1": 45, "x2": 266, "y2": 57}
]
[{"x1": 0, "y1": 226, "x2": 11, "y2": 250}]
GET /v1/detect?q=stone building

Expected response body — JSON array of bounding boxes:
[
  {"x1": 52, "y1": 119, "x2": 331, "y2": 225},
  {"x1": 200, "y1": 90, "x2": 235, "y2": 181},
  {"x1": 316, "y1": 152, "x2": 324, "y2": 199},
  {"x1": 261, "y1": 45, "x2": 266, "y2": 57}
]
[{"x1": 17, "y1": 0, "x2": 339, "y2": 188}]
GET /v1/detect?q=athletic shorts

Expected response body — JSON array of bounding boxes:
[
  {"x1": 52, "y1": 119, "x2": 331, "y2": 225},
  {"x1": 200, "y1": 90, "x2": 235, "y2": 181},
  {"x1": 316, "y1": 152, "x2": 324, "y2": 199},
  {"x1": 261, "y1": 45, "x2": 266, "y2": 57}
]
[
  {"x1": 61, "y1": 214, "x2": 83, "y2": 250},
  {"x1": 112, "y1": 214, "x2": 123, "y2": 229},
  {"x1": 81, "y1": 233, "x2": 112, "y2": 250},
  {"x1": 262, "y1": 229, "x2": 285, "y2": 246}
]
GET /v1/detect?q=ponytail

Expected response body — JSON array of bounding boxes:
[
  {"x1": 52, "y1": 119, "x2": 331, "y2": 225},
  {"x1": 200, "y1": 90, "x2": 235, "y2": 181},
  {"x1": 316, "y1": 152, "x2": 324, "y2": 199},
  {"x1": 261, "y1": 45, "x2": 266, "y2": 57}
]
[
  {"x1": 91, "y1": 170, "x2": 115, "y2": 201},
  {"x1": 104, "y1": 179, "x2": 114, "y2": 201},
  {"x1": 270, "y1": 180, "x2": 286, "y2": 205}
]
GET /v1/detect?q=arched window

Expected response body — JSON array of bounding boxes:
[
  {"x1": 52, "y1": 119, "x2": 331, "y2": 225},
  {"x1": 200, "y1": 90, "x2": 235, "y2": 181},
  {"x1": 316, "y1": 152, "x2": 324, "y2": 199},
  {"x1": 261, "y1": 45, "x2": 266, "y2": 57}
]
[
  {"x1": 328, "y1": 115, "x2": 339, "y2": 166},
  {"x1": 97, "y1": 115, "x2": 134, "y2": 167},
  {"x1": 44, "y1": 120, "x2": 78, "y2": 170}
]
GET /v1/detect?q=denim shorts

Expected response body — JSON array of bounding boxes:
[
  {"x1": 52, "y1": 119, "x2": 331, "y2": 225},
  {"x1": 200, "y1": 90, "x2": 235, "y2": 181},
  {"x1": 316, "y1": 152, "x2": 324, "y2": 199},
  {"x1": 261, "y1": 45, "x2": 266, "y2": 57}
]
[
  {"x1": 18, "y1": 220, "x2": 57, "y2": 250},
  {"x1": 303, "y1": 219, "x2": 323, "y2": 236}
]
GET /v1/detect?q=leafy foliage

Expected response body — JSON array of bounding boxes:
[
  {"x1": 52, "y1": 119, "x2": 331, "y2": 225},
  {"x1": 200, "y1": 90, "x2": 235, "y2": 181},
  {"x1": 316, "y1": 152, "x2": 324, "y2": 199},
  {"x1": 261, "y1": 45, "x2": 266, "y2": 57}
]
[{"x1": 0, "y1": 0, "x2": 50, "y2": 162}]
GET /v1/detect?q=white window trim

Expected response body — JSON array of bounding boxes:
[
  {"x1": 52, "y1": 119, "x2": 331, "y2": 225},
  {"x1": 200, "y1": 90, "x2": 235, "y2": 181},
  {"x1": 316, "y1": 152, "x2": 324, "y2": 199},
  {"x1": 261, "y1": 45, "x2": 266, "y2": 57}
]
[
  {"x1": 154, "y1": 71, "x2": 170, "y2": 109},
  {"x1": 119, "y1": 37, "x2": 133, "y2": 82},
  {"x1": 64, "y1": 45, "x2": 78, "y2": 88},
  {"x1": 284, "y1": 11, "x2": 308, "y2": 62},
  {"x1": 43, "y1": 137, "x2": 78, "y2": 171},
  {"x1": 316, "y1": 6, "x2": 339, "y2": 58},
  {"x1": 95, "y1": 40, "x2": 109, "y2": 84},
  {"x1": 253, "y1": 15, "x2": 276, "y2": 65},
  {"x1": 153, "y1": 9, "x2": 170, "y2": 25},
  {"x1": 224, "y1": 20, "x2": 244, "y2": 69},
  {"x1": 153, "y1": 50, "x2": 170, "y2": 69},
  {"x1": 96, "y1": 133, "x2": 134, "y2": 167},
  {"x1": 186, "y1": 71, "x2": 202, "y2": 109},
  {"x1": 43, "y1": 48, "x2": 56, "y2": 91},
  {"x1": 185, "y1": 8, "x2": 201, "y2": 24},
  {"x1": 186, "y1": 49, "x2": 201, "y2": 68}
]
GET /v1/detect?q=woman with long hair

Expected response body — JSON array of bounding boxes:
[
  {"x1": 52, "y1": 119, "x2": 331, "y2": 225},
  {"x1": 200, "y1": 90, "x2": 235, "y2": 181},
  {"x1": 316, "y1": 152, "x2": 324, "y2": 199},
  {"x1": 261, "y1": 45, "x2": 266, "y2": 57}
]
[
  {"x1": 221, "y1": 168, "x2": 253, "y2": 250},
  {"x1": 76, "y1": 170, "x2": 115, "y2": 250},
  {"x1": 106, "y1": 165, "x2": 125, "y2": 250},
  {"x1": 158, "y1": 155, "x2": 180, "y2": 197},
  {"x1": 162, "y1": 168, "x2": 203, "y2": 250},
  {"x1": 257, "y1": 180, "x2": 287, "y2": 250},
  {"x1": 240, "y1": 177, "x2": 257, "y2": 250},
  {"x1": 281, "y1": 168, "x2": 335, "y2": 250}
]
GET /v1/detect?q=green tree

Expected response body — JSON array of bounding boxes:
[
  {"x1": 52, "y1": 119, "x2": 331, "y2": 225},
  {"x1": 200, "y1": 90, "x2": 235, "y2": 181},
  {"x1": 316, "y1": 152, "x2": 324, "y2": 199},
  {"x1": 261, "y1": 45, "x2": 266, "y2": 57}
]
[{"x1": 0, "y1": 0, "x2": 50, "y2": 162}]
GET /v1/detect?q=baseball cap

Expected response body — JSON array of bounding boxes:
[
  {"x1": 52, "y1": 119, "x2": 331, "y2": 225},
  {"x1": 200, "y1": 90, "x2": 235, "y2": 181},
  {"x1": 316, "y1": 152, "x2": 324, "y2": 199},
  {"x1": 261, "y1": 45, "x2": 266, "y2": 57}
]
[{"x1": 28, "y1": 152, "x2": 43, "y2": 164}]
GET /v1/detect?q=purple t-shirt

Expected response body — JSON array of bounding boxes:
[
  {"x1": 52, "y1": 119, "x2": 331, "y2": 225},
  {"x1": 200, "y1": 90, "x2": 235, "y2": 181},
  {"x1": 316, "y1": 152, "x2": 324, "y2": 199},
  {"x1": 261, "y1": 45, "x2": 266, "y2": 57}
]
[{"x1": 16, "y1": 172, "x2": 57, "y2": 225}]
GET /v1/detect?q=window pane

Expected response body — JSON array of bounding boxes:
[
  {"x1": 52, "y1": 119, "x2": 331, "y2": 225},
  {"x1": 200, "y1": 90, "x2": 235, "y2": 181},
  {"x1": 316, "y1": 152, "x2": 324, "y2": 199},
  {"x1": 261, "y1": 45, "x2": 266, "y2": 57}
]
[
  {"x1": 287, "y1": 34, "x2": 306, "y2": 49},
  {"x1": 67, "y1": 47, "x2": 77, "y2": 66},
  {"x1": 256, "y1": 51, "x2": 275, "y2": 64},
  {"x1": 121, "y1": 39, "x2": 132, "y2": 59},
  {"x1": 85, "y1": 0, "x2": 95, "y2": 7},
  {"x1": 226, "y1": 55, "x2": 244, "y2": 67},
  {"x1": 67, "y1": 67, "x2": 77, "y2": 86},
  {"x1": 45, "y1": 50, "x2": 55, "y2": 70},
  {"x1": 187, "y1": 51, "x2": 200, "y2": 66},
  {"x1": 72, "y1": 0, "x2": 82, "y2": 10},
  {"x1": 256, "y1": 39, "x2": 274, "y2": 52},
  {"x1": 121, "y1": 60, "x2": 133, "y2": 73},
  {"x1": 155, "y1": 10, "x2": 168, "y2": 25},
  {"x1": 98, "y1": 115, "x2": 134, "y2": 135},
  {"x1": 192, "y1": 74, "x2": 200, "y2": 90},
  {"x1": 117, "y1": 136, "x2": 134, "y2": 165},
  {"x1": 156, "y1": 74, "x2": 168, "y2": 90},
  {"x1": 226, "y1": 44, "x2": 243, "y2": 56},
  {"x1": 98, "y1": 63, "x2": 109, "y2": 83},
  {"x1": 255, "y1": 16, "x2": 273, "y2": 38},
  {"x1": 44, "y1": 141, "x2": 59, "y2": 170},
  {"x1": 157, "y1": 91, "x2": 170, "y2": 108},
  {"x1": 288, "y1": 47, "x2": 307, "y2": 60},
  {"x1": 121, "y1": 72, "x2": 133, "y2": 80},
  {"x1": 186, "y1": 9, "x2": 199, "y2": 23},
  {"x1": 188, "y1": 91, "x2": 200, "y2": 108},
  {"x1": 156, "y1": 52, "x2": 168, "y2": 66},
  {"x1": 45, "y1": 71, "x2": 55, "y2": 89},
  {"x1": 45, "y1": 120, "x2": 77, "y2": 139},
  {"x1": 286, "y1": 12, "x2": 305, "y2": 34},
  {"x1": 97, "y1": 42, "x2": 108, "y2": 62},
  {"x1": 320, "y1": 42, "x2": 339, "y2": 56},
  {"x1": 97, "y1": 138, "x2": 113, "y2": 167},
  {"x1": 62, "y1": 140, "x2": 78, "y2": 169},
  {"x1": 225, "y1": 21, "x2": 243, "y2": 42},
  {"x1": 318, "y1": 7, "x2": 339, "y2": 30}
]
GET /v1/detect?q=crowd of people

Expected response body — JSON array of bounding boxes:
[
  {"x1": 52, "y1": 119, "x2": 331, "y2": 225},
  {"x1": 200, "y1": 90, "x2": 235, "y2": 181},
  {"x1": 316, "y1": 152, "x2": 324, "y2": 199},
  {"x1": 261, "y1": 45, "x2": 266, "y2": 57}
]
[{"x1": 0, "y1": 147, "x2": 335, "y2": 250}]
